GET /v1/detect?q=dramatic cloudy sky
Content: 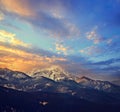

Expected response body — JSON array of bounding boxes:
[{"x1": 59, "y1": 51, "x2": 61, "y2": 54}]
[{"x1": 0, "y1": 0, "x2": 120, "y2": 80}]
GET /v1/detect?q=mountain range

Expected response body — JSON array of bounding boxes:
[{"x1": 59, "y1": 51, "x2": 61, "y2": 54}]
[{"x1": 0, "y1": 67, "x2": 120, "y2": 112}]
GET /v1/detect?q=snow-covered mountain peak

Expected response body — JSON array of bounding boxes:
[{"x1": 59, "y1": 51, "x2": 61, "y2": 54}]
[{"x1": 32, "y1": 66, "x2": 70, "y2": 81}]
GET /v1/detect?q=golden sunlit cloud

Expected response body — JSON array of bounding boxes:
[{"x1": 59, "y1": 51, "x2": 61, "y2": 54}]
[
  {"x1": 0, "y1": 30, "x2": 30, "y2": 47},
  {"x1": 55, "y1": 43, "x2": 68, "y2": 55},
  {"x1": 0, "y1": 30, "x2": 15, "y2": 37},
  {"x1": 0, "y1": 0, "x2": 34, "y2": 17}
]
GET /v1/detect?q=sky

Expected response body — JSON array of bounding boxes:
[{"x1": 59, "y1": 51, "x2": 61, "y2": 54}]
[{"x1": 0, "y1": 0, "x2": 120, "y2": 80}]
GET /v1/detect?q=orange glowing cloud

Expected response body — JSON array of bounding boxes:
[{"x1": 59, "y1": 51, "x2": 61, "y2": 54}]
[
  {"x1": 0, "y1": 0, "x2": 34, "y2": 17},
  {"x1": 0, "y1": 44, "x2": 67, "y2": 72}
]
